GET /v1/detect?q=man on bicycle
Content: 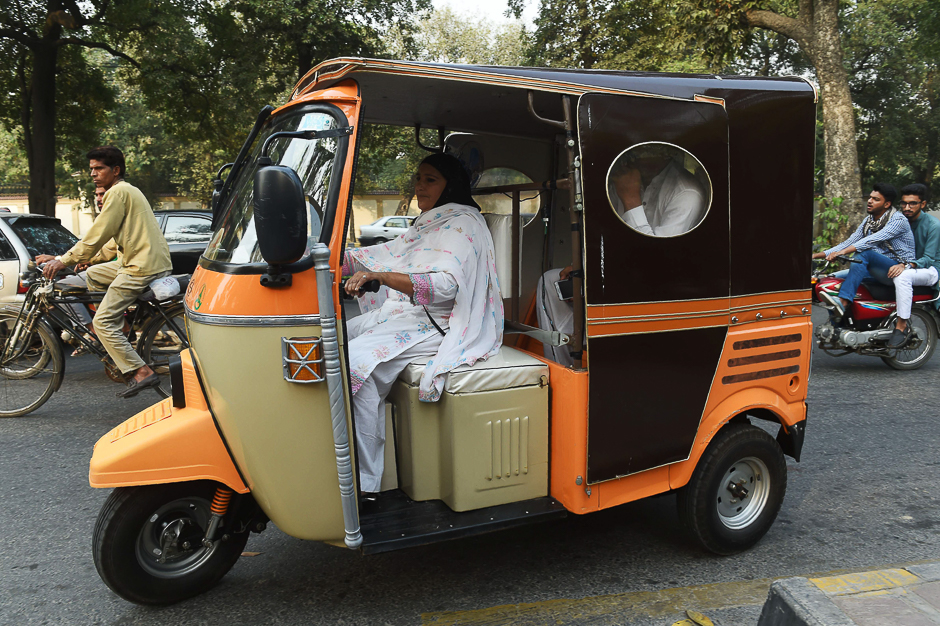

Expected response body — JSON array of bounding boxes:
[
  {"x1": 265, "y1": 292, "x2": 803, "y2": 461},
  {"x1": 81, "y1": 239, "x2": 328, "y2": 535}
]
[{"x1": 38, "y1": 146, "x2": 171, "y2": 397}]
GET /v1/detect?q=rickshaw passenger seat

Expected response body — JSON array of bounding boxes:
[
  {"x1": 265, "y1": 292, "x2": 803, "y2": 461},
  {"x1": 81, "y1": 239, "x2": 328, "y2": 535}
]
[
  {"x1": 388, "y1": 345, "x2": 550, "y2": 512},
  {"x1": 396, "y1": 345, "x2": 547, "y2": 394}
]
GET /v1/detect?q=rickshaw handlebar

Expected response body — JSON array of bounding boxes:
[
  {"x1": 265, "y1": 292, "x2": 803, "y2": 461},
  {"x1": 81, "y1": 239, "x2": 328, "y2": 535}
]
[{"x1": 340, "y1": 279, "x2": 381, "y2": 299}]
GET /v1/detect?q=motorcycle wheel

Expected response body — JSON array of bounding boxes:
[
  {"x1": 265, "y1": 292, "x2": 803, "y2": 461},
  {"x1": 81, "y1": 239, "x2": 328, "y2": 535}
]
[
  {"x1": 882, "y1": 307, "x2": 938, "y2": 370},
  {"x1": 93, "y1": 481, "x2": 249, "y2": 605},
  {"x1": 677, "y1": 423, "x2": 787, "y2": 555}
]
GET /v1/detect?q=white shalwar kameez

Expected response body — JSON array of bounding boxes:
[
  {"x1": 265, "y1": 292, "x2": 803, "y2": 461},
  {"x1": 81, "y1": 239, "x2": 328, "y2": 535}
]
[
  {"x1": 343, "y1": 203, "x2": 503, "y2": 492},
  {"x1": 610, "y1": 160, "x2": 708, "y2": 237}
]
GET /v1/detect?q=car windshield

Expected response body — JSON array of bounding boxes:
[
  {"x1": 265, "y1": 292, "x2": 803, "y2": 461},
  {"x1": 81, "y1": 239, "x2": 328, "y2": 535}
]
[
  {"x1": 204, "y1": 109, "x2": 341, "y2": 264},
  {"x1": 8, "y1": 218, "x2": 78, "y2": 257}
]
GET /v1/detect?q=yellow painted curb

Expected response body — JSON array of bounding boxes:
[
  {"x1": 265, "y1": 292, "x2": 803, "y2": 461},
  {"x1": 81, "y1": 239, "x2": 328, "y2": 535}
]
[
  {"x1": 421, "y1": 578, "x2": 771, "y2": 625},
  {"x1": 421, "y1": 559, "x2": 940, "y2": 625},
  {"x1": 810, "y1": 568, "x2": 922, "y2": 596}
]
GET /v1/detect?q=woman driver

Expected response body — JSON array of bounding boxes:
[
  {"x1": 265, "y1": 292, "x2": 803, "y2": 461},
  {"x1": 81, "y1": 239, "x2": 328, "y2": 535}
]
[{"x1": 343, "y1": 153, "x2": 504, "y2": 493}]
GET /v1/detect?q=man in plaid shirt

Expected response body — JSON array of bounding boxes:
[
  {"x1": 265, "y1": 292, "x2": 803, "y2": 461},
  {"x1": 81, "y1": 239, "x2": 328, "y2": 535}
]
[{"x1": 811, "y1": 183, "x2": 914, "y2": 318}]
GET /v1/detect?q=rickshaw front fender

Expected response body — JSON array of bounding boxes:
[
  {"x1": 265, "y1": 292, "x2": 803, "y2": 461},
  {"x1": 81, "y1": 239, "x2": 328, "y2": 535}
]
[{"x1": 89, "y1": 398, "x2": 249, "y2": 494}]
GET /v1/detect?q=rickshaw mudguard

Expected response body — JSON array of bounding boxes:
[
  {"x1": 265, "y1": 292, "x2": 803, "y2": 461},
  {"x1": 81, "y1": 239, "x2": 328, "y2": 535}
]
[
  {"x1": 88, "y1": 350, "x2": 248, "y2": 494},
  {"x1": 667, "y1": 387, "x2": 806, "y2": 491}
]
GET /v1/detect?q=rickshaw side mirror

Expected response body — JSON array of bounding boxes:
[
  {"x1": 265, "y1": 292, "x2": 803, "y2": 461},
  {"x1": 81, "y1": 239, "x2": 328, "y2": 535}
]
[{"x1": 253, "y1": 164, "x2": 308, "y2": 287}]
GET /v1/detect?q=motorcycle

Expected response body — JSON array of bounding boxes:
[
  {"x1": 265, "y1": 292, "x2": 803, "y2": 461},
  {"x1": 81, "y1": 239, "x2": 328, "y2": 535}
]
[{"x1": 812, "y1": 256, "x2": 940, "y2": 370}]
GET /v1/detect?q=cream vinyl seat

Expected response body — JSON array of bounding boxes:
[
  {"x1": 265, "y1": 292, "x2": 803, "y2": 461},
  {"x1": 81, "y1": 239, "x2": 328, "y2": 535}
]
[
  {"x1": 389, "y1": 345, "x2": 550, "y2": 512},
  {"x1": 397, "y1": 344, "x2": 548, "y2": 394}
]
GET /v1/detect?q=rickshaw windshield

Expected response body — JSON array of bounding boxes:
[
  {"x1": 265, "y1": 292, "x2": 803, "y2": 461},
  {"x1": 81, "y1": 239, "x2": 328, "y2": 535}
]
[{"x1": 204, "y1": 108, "x2": 343, "y2": 265}]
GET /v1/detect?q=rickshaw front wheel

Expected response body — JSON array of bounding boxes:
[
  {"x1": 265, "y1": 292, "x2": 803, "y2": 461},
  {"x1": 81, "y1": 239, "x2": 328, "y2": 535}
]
[
  {"x1": 93, "y1": 481, "x2": 249, "y2": 605},
  {"x1": 677, "y1": 423, "x2": 787, "y2": 555}
]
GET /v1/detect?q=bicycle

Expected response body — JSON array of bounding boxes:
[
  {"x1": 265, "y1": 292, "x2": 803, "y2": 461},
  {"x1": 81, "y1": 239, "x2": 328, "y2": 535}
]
[{"x1": 0, "y1": 269, "x2": 190, "y2": 417}]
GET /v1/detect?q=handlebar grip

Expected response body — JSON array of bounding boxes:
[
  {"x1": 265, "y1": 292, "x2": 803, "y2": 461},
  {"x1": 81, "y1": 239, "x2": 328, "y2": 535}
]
[{"x1": 340, "y1": 278, "x2": 382, "y2": 298}]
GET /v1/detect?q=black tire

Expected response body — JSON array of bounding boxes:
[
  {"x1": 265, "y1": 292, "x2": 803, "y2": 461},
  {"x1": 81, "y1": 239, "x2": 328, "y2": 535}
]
[
  {"x1": 881, "y1": 307, "x2": 938, "y2": 370},
  {"x1": 677, "y1": 424, "x2": 787, "y2": 555},
  {"x1": 137, "y1": 304, "x2": 187, "y2": 397},
  {"x1": 0, "y1": 317, "x2": 63, "y2": 417},
  {"x1": 93, "y1": 481, "x2": 249, "y2": 605}
]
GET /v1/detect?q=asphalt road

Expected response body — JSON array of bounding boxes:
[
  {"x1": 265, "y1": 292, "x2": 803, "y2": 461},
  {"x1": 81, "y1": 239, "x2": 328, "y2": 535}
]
[{"x1": 2, "y1": 313, "x2": 939, "y2": 625}]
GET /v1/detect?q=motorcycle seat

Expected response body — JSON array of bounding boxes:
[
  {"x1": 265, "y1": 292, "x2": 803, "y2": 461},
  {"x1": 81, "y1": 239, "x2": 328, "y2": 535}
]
[{"x1": 863, "y1": 280, "x2": 937, "y2": 302}]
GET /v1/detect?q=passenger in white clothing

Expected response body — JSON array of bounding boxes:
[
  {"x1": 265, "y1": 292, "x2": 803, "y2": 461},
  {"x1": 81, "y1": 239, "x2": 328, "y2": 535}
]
[
  {"x1": 608, "y1": 145, "x2": 708, "y2": 237},
  {"x1": 343, "y1": 153, "x2": 503, "y2": 493}
]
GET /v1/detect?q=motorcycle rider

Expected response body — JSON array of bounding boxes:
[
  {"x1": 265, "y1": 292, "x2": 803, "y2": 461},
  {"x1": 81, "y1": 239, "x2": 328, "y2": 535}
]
[
  {"x1": 885, "y1": 184, "x2": 940, "y2": 347},
  {"x1": 811, "y1": 183, "x2": 914, "y2": 320}
]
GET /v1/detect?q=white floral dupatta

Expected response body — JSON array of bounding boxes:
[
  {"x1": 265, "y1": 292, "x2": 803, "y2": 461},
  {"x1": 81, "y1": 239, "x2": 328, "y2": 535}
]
[{"x1": 346, "y1": 203, "x2": 504, "y2": 402}]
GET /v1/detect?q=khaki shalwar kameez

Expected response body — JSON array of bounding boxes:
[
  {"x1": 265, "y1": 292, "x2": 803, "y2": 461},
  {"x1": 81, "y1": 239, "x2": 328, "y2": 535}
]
[{"x1": 59, "y1": 181, "x2": 172, "y2": 373}]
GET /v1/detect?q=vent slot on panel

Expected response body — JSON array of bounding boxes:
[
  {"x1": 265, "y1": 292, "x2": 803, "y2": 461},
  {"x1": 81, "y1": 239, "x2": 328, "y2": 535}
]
[{"x1": 486, "y1": 416, "x2": 529, "y2": 480}]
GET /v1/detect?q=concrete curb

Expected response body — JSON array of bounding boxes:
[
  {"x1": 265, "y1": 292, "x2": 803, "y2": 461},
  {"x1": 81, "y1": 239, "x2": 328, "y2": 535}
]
[{"x1": 757, "y1": 577, "x2": 855, "y2": 626}]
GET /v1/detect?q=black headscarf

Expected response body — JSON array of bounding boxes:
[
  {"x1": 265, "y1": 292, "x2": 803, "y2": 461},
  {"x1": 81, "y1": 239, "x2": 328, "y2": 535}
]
[{"x1": 420, "y1": 152, "x2": 481, "y2": 211}]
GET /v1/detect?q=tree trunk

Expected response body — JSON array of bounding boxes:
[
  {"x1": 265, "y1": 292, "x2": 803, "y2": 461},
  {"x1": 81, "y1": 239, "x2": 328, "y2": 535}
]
[
  {"x1": 809, "y1": 2, "x2": 863, "y2": 239},
  {"x1": 297, "y1": 42, "x2": 313, "y2": 83},
  {"x1": 348, "y1": 204, "x2": 357, "y2": 244},
  {"x1": 396, "y1": 194, "x2": 413, "y2": 216},
  {"x1": 576, "y1": 0, "x2": 595, "y2": 69},
  {"x1": 26, "y1": 44, "x2": 59, "y2": 217},
  {"x1": 747, "y1": 0, "x2": 863, "y2": 241}
]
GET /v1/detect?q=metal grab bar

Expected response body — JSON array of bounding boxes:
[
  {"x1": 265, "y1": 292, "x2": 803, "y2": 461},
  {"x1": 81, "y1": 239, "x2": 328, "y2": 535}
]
[{"x1": 312, "y1": 244, "x2": 362, "y2": 549}]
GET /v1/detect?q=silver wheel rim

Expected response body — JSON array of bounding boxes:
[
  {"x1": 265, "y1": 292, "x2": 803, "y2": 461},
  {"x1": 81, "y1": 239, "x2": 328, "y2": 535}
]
[
  {"x1": 717, "y1": 456, "x2": 770, "y2": 530},
  {"x1": 892, "y1": 310, "x2": 932, "y2": 365},
  {"x1": 136, "y1": 496, "x2": 218, "y2": 579}
]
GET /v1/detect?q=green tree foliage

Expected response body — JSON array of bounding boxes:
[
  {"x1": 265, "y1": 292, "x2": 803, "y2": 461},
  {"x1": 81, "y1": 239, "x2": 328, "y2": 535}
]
[
  {"x1": 356, "y1": 8, "x2": 532, "y2": 219},
  {"x1": 511, "y1": 0, "x2": 708, "y2": 71},
  {"x1": 386, "y1": 7, "x2": 529, "y2": 66},
  {"x1": 0, "y1": 0, "x2": 126, "y2": 214},
  {"x1": 0, "y1": 0, "x2": 430, "y2": 214},
  {"x1": 845, "y1": 0, "x2": 940, "y2": 189}
]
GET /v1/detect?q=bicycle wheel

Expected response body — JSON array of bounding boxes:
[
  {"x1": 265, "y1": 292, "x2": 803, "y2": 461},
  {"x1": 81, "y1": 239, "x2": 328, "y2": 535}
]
[
  {"x1": 137, "y1": 304, "x2": 188, "y2": 383},
  {"x1": 0, "y1": 317, "x2": 64, "y2": 417},
  {"x1": 0, "y1": 308, "x2": 51, "y2": 379}
]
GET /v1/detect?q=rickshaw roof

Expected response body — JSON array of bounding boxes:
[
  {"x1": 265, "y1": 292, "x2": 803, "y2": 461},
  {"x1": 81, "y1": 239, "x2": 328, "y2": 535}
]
[{"x1": 291, "y1": 58, "x2": 816, "y2": 140}]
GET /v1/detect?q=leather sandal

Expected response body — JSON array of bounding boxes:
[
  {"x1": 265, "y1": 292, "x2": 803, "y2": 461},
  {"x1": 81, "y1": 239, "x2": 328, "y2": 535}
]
[{"x1": 116, "y1": 373, "x2": 161, "y2": 398}]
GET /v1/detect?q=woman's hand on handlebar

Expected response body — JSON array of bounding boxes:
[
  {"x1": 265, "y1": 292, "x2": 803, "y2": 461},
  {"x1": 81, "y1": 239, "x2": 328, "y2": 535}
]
[{"x1": 344, "y1": 271, "x2": 383, "y2": 297}]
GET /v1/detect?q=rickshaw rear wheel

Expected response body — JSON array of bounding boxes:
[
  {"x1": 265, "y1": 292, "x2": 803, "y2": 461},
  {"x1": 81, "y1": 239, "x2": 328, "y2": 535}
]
[
  {"x1": 677, "y1": 423, "x2": 786, "y2": 555},
  {"x1": 93, "y1": 481, "x2": 249, "y2": 605}
]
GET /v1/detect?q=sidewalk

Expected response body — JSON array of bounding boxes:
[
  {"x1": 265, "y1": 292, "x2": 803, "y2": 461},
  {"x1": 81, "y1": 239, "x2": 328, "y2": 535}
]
[{"x1": 759, "y1": 562, "x2": 940, "y2": 625}]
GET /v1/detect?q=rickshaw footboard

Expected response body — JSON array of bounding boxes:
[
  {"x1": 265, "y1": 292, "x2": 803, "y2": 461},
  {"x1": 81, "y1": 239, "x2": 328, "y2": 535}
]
[{"x1": 358, "y1": 491, "x2": 566, "y2": 554}]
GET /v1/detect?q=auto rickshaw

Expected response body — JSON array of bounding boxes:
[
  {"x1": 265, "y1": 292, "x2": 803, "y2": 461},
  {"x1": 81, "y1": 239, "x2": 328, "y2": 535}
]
[{"x1": 89, "y1": 58, "x2": 816, "y2": 604}]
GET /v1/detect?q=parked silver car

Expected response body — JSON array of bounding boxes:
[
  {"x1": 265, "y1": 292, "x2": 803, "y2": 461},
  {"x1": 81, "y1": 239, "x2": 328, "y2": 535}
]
[
  {"x1": 357, "y1": 215, "x2": 415, "y2": 246},
  {"x1": 0, "y1": 214, "x2": 79, "y2": 304}
]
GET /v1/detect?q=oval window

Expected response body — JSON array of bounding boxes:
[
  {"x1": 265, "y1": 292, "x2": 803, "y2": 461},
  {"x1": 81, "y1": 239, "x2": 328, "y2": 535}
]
[{"x1": 606, "y1": 142, "x2": 711, "y2": 237}]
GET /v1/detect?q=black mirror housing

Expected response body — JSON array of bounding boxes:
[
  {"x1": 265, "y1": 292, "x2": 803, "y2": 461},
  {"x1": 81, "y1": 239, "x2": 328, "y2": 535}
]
[{"x1": 253, "y1": 165, "x2": 308, "y2": 267}]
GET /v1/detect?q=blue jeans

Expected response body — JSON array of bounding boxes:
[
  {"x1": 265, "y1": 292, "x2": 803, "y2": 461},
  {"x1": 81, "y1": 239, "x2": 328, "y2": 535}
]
[{"x1": 838, "y1": 250, "x2": 898, "y2": 302}]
